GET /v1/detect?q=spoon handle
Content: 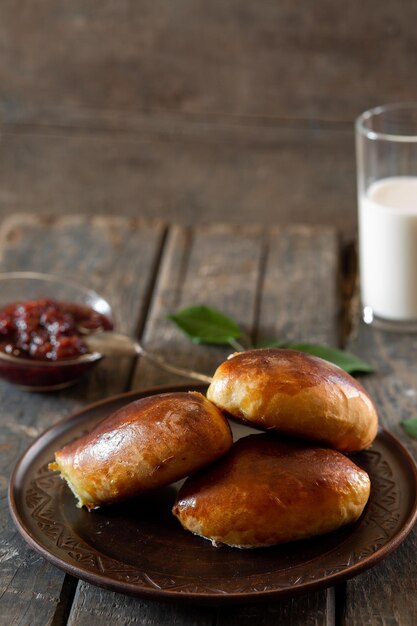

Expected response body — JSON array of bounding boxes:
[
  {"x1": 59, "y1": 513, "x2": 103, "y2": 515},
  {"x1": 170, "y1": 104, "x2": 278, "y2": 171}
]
[
  {"x1": 137, "y1": 346, "x2": 213, "y2": 384},
  {"x1": 82, "y1": 330, "x2": 212, "y2": 384}
]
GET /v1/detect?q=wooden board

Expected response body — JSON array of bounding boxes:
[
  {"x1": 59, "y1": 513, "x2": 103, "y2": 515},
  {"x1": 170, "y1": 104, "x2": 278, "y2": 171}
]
[
  {"x1": 0, "y1": 125, "x2": 357, "y2": 238},
  {"x1": 0, "y1": 215, "x2": 165, "y2": 625},
  {"x1": 1, "y1": 1, "x2": 417, "y2": 122},
  {"x1": 1, "y1": 1, "x2": 417, "y2": 242},
  {"x1": 344, "y1": 323, "x2": 417, "y2": 624},
  {"x1": 68, "y1": 222, "x2": 341, "y2": 624},
  {"x1": 4, "y1": 215, "x2": 413, "y2": 625}
]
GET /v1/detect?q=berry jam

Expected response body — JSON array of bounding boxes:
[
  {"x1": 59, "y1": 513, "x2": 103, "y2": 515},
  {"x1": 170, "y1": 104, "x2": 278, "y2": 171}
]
[{"x1": 0, "y1": 299, "x2": 113, "y2": 361}]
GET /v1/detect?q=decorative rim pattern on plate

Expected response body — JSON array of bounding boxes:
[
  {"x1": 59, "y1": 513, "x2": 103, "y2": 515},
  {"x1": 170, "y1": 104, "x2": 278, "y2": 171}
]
[{"x1": 8, "y1": 385, "x2": 417, "y2": 604}]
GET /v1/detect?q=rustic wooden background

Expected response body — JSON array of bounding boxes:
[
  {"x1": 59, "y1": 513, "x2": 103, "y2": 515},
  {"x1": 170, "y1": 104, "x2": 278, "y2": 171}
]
[{"x1": 1, "y1": 1, "x2": 417, "y2": 237}]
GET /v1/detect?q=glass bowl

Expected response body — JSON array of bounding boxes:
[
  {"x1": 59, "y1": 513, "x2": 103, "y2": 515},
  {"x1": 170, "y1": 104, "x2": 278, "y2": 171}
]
[{"x1": 0, "y1": 272, "x2": 113, "y2": 391}]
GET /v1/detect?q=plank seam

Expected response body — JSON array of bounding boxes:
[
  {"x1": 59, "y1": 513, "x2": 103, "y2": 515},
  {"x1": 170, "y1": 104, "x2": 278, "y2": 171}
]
[
  {"x1": 339, "y1": 241, "x2": 359, "y2": 349},
  {"x1": 50, "y1": 574, "x2": 78, "y2": 626},
  {"x1": 251, "y1": 227, "x2": 270, "y2": 347},
  {"x1": 124, "y1": 224, "x2": 170, "y2": 392}
]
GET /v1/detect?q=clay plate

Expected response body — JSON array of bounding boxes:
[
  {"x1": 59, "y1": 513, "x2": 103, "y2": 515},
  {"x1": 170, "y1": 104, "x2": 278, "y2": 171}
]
[{"x1": 8, "y1": 384, "x2": 417, "y2": 605}]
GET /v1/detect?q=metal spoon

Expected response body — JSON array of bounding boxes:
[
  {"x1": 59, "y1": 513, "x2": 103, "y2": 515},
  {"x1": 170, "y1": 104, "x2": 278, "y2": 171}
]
[{"x1": 81, "y1": 330, "x2": 212, "y2": 384}]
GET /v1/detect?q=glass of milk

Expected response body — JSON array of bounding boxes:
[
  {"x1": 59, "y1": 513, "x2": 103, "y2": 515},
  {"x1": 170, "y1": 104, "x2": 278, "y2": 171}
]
[{"x1": 356, "y1": 103, "x2": 417, "y2": 331}]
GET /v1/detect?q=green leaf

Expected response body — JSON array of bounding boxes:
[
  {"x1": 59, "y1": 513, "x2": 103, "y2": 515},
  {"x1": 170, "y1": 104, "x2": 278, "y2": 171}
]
[
  {"x1": 168, "y1": 305, "x2": 242, "y2": 345},
  {"x1": 167, "y1": 304, "x2": 375, "y2": 375},
  {"x1": 284, "y1": 343, "x2": 374, "y2": 374},
  {"x1": 400, "y1": 417, "x2": 417, "y2": 440}
]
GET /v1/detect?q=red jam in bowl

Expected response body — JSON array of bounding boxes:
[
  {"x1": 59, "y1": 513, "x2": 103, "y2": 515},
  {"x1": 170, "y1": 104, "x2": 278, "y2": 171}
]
[
  {"x1": 0, "y1": 298, "x2": 112, "y2": 361},
  {"x1": 0, "y1": 299, "x2": 113, "y2": 389}
]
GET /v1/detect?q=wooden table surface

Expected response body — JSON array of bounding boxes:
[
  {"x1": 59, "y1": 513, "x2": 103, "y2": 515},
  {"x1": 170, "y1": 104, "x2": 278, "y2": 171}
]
[
  {"x1": 3, "y1": 2, "x2": 417, "y2": 239},
  {"x1": 1, "y1": 214, "x2": 417, "y2": 625}
]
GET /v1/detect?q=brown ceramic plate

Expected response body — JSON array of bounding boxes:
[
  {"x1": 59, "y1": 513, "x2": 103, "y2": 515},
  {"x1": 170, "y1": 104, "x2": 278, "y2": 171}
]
[{"x1": 8, "y1": 384, "x2": 417, "y2": 605}]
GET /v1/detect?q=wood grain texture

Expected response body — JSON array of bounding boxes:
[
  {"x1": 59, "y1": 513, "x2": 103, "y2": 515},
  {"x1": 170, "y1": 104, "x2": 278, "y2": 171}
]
[
  {"x1": 0, "y1": 125, "x2": 357, "y2": 238},
  {"x1": 0, "y1": 214, "x2": 166, "y2": 335},
  {"x1": 72, "y1": 223, "x2": 341, "y2": 625},
  {"x1": 67, "y1": 583, "x2": 214, "y2": 626},
  {"x1": 215, "y1": 590, "x2": 333, "y2": 626},
  {"x1": 344, "y1": 323, "x2": 417, "y2": 625},
  {"x1": 0, "y1": 215, "x2": 165, "y2": 625},
  {"x1": 256, "y1": 225, "x2": 340, "y2": 345},
  {"x1": 1, "y1": 0, "x2": 417, "y2": 122},
  {"x1": 134, "y1": 224, "x2": 266, "y2": 388},
  {"x1": 1, "y1": 0, "x2": 416, "y2": 240}
]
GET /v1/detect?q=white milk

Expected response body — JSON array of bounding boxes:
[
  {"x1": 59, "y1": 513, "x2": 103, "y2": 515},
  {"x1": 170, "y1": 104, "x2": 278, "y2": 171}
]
[{"x1": 359, "y1": 176, "x2": 417, "y2": 321}]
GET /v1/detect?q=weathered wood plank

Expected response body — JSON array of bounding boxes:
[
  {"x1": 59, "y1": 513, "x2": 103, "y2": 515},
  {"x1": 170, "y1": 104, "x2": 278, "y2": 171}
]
[
  {"x1": 0, "y1": 126, "x2": 357, "y2": 239},
  {"x1": 256, "y1": 225, "x2": 340, "y2": 345},
  {"x1": 0, "y1": 215, "x2": 165, "y2": 331},
  {"x1": 215, "y1": 226, "x2": 340, "y2": 626},
  {"x1": 344, "y1": 324, "x2": 417, "y2": 625},
  {"x1": 134, "y1": 223, "x2": 266, "y2": 388},
  {"x1": 215, "y1": 590, "x2": 335, "y2": 626},
  {"x1": 0, "y1": 215, "x2": 166, "y2": 625},
  {"x1": 68, "y1": 584, "x2": 214, "y2": 626},
  {"x1": 1, "y1": 0, "x2": 416, "y2": 123},
  {"x1": 1, "y1": 0, "x2": 414, "y2": 253},
  {"x1": 70, "y1": 224, "x2": 341, "y2": 625}
]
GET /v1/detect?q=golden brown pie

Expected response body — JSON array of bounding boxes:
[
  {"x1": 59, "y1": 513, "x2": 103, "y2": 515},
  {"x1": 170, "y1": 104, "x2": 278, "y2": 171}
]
[
  {"x1": 49, "y1": 391, "x2": 232, "y2": 509},
  {"x1": 173, "y1": 433, "x2": 371, "y2": 548},
  {"x1": 207, "y1": 348, "x2": 378, "y2": 452}
]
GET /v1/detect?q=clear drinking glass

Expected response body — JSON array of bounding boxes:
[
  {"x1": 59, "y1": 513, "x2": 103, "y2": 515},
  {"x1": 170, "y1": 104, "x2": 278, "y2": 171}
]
[{"x1": 356, "y1": 103, "x2": 417, "y2": 331}]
